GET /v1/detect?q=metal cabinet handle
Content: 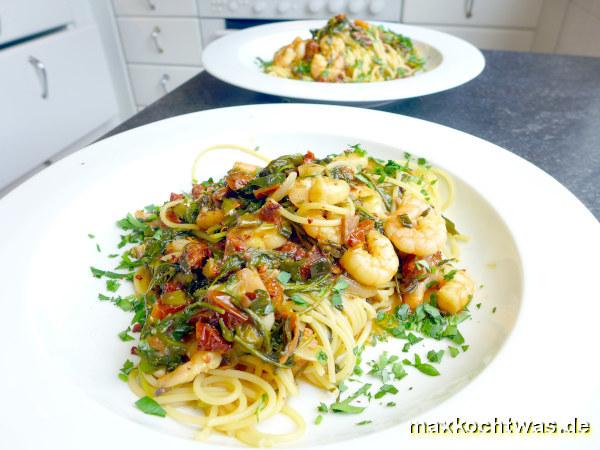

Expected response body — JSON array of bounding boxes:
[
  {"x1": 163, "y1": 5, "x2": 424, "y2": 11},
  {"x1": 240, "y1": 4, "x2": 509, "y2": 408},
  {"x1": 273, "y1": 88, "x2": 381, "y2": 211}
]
[
  {"x1": 464, "y1": 0, "x2": 474, "y2": 18},
  {"x1": 28, "y1": 56, "x2": 48, "y2": 99},
  {"x1": 159, "y1": 74, "x2": 170, "y2": 94},
  {"x1": 145, "y1": 0, "x2": 156, "y2": 10},
  {"x1": 151, "y1": 26, "x2": 164, "y2": 53}
]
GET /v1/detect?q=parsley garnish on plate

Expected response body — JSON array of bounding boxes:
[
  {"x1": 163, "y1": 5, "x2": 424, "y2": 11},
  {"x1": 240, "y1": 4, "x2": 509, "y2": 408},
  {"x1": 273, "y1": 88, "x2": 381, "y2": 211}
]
[{"x1": 135, "y1": 396, "x2": 166, "y2": 417}]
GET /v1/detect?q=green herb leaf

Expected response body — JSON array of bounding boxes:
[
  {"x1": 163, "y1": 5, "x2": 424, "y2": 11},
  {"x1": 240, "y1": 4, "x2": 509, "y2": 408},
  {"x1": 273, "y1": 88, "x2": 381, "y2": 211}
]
[
  {"x1": 118, "y1": 359, "x2": 134, "y2": 382},
  {"x1": 106, "y1": 279, "x2": 120, "y2": 292},
  {"x1": 315, "y1": 414, "x2": 323, "y2": 425},
  {"x1": 427, "y1": 349, "x2": 444, "y2": 363},
  {"x1": 415, "y1": 363, "x2": 440, "y2": 376},
  {"x1": 118, "y1": 328, "x2": 134, "y2": 342},
  {"x1": 135, "y1": 396, "x2": 166, "y2": 417},
  {"x1": 277, "y1": 271, "x2": 291, "y2": 284},
  {"x1": 356, "y1": 420, "x2": 372, "y2": 426},
  {"x1": 316, "y1": 350, "x2": 328, "y2": 364},
  {"x1": 374, "y1": 384, "x2": 398, "y2": 399},
  {"x1": 443, "y1": 216, "x2": 460, "y2": 236},
  {"x1": 448, "y1": 346, "x2": 460, "y2": 358}
]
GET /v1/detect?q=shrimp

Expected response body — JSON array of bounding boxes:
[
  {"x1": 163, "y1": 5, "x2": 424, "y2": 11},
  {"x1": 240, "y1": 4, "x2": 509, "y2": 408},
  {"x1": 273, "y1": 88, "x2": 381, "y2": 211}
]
[
  {"x1": 352, "y1": 185, "x2": 387, "y2": 219},
  {"x1": 288, "y1": 176, "x2": 350, "y2": 206},
  {"x1": 303, "y1": 210, "x2": 342, "y2": 244},
  {"x1": 437, "y1": 270, "x2": 474, "y2": 314},
  {"x1": 309, "y1": 176, "x2": 350, "y2": 204},
  {"x1": 329, "y1": 151, "x2": 368, "y2": 173},
  {"x1": 288, "y1": 178, "x2": 312, "y2": 206},
  {"x1": 402, "y1": 282, "x2": 427, "y2": 310},
  {"x1": 229, "y1": 224, "x2": 287, "y2": 250},
  {"x1": 384, "y1": 193, "x2": 446, "y2": 257},
  {"x1": 156, "y1": 351, "x2": 221, "y2": 388},
  {"x1": 340, "y1": 230, "x2": 399, "y2": 287},
  {"x1": 311, "y1": 53, "x2": 328, "y2": 79}
]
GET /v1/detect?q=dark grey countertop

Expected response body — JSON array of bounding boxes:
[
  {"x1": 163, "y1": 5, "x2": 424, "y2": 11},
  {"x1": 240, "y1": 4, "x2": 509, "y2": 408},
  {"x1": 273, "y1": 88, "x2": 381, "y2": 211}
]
[{"x1": 105, "y1": 50, "x2": 600, "y2": 219}]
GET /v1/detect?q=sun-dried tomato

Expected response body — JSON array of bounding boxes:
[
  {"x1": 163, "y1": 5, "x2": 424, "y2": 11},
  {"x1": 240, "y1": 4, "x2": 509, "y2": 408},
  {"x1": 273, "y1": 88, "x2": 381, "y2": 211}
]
[
  {"x1": 182, "y1": 242, "x2": 210, "y2": 270},
  {"x1": 195, "y1": 322, "x2": 232, "y2": 352},
  {"x1": 225, "y1": 170, "x2": 253, "y2": 191},
  {"x1": 258, "y1": 201, "x2": 281, "y2": 223},
  {"x1": 346, "y1": 220, "x2": 374, "y2": 248}
]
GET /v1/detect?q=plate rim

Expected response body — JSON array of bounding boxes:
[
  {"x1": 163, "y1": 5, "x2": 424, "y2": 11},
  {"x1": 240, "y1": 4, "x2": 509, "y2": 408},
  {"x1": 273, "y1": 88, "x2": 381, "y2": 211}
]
[{"x1": 1, "y1": 104, "x2": 599, "y2": 450}]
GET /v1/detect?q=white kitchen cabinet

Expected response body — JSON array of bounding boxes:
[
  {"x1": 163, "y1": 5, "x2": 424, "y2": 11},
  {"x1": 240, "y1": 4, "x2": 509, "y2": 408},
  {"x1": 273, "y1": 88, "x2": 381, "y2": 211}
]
[
  {"x1": 0, "y1": 26, "x2": 118, "y2": 188},
  {"x1": 431, "y1": 26, "x2": 535, "y2": 51},
  {"x1": 112, "y1": 0, "x2": 198, "y2": 17},
  {"x1": 128, "y1": 63, "x2": 201, "y2": 105},
  {"x1": 117, "y1": 17, "x2": 203, "y2": 65},
  {"x1": 403, "y1": 0, "x2": 544, "y2": 28},
  {"x1": 0, "y1": 0, "x2": 73, "y2": 45}
]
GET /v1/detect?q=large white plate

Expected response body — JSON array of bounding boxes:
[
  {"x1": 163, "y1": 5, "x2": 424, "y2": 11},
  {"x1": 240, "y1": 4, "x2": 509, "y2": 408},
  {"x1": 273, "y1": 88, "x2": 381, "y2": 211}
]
[
  {"x1": 202, "y1": 21, "x2": 485, "y2": 104},
  {"x1": 1, "y1": 105, "x2": 599, "y2": 450}
]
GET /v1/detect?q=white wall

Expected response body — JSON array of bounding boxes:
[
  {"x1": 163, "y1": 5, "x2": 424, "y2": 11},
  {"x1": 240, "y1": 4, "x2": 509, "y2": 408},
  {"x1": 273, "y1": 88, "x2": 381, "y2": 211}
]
[{"x1": 556, "y1": 0, "x2": 600, "y2": 56}]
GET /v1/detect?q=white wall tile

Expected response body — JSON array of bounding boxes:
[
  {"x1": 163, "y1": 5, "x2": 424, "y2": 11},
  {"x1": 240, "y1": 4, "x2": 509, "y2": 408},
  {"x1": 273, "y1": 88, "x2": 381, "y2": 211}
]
[{"x1": 556, "y1": 3, "x2": 600, "y2": 56}]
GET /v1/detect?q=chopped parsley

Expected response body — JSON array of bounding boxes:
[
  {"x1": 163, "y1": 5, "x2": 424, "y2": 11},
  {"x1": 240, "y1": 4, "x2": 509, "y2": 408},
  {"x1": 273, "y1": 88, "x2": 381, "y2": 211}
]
[
  {"x1": 106, "y1": 279, "x2": 120, "y2": 292},
  {"x1": 356, "y1": 420, "x2": 372, "y2": 426},
  {"x1": 316, "y1": 350, "x2": 328, "y2": 364},
  {"x1": 448, "y1": 346, "x2": 460, "y2": 358},
  {"x1": 427, "y1": 349, "x2": 444, "y2": 363},
  {"x1": 135, "y1": 396, "x2": 166, "y2": 417},
  {"x1": 403, "y1": 354, "x2": 440, "y2": 376},
  {"x1": 118, "y1": 359, "x2": 134, "y2": 382}
]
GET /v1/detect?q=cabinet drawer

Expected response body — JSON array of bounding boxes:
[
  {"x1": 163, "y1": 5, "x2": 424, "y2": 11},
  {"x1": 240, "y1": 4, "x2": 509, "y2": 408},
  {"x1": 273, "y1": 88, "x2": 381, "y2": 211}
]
[
  {"x1": 112, "y1": 0, "x2": 197, "y2": 17},
  {"x1": 403, "y1": 0, "x2": 544, "y2": 28},
  {"x1": 118, "y1": 17, "x2": 203, "y2": 65},
  {"x1": 431, "y1": 26, "x2": 535, "y2": 51},
  {"x1": 0, "y1": 0, "x2": 73, "y2": 45},
  {"x1": 128, "y1": 64, "x2": 201, "y2": 105},
  {"x1": 0, "y1": 26, "x2": 118, "y2": 188}
]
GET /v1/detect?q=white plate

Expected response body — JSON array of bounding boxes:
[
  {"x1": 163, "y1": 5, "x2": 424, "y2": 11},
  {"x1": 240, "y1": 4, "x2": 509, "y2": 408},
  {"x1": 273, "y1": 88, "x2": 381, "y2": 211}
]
[
  {"x1": 1, "y1": 105, "x2": 599, "y2": 450},
  {"x1": 202, "y1": 21, "x2": 485, "y2": 104}
]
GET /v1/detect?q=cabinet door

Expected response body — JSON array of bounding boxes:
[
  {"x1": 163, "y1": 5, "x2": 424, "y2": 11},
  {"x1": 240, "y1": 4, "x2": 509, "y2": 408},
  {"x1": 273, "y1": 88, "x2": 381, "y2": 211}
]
[
  {"x1": 403, "y1": 0, "x2": 544, "y2": 28},
  {"x1": 432, "y1": 26, "x2": 535, "y2": 51},
  {"x1": 128, "y1": 64, "x2": 201, "y2": 105},
  {"x1": 0, "y1": 26, "x2": 118, "y2": 188},
  {"x1": 118, "y1": 17, "x2": 203, "y2": 65},
  {"x1": 112, "y1": 0, "x2": 197, "y2": 17},
  {"x1": 0, "y1": 0, "x2": 73, "y2": 45}
]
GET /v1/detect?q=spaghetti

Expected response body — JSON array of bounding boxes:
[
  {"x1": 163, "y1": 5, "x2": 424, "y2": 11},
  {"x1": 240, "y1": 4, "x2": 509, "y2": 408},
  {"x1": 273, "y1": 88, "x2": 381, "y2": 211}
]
[
  {"x1": 260, "y1": 14, "x2": 425, "y2": 82},
  {"x1": 104, "y1": 145, "x2": 475, "y2": 446}
]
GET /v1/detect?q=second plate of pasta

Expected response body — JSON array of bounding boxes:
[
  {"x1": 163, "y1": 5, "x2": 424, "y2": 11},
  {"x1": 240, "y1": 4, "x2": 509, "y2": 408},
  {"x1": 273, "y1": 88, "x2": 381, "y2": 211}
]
[{"x1": 202, "y1": 19, "x2": 485, "y2": 104}]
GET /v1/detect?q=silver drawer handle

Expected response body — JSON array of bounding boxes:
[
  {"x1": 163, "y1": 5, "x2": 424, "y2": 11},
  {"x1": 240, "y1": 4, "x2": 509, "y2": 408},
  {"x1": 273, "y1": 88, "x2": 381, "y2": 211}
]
[
  {"x1": 145, "y1": 0, "x2": 156, "y2": 10},
  {"x1": 464, "y1": 0, "x2": 474, "y2": 18},
  {"x1": 159, "y1": 74, "x2": 170, "y2": 94},
  {"x1": 28, "y1": 56, "x2": 48, "y2": 99},
  {"x1": 151, "y1": 26, "x2": 164, "y2": 53}
]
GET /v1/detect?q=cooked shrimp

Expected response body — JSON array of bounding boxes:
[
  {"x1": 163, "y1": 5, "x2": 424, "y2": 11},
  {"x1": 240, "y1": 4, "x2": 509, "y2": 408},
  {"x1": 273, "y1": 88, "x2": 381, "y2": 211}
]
[
  {"x1": 196, "y1": 208, "x2": 224, "y2": 230},
  {"x1": 156, "y1": 351, "x2": 221, "y2": 388},
  {"x1": 352, "y1": 185, "x2": 387, "y2": 219},
  {"x1": 384, "y1": 193, "x2": 446, "y2": 257},
  {"x1": 235, "y1": 268, "x2": 267, "y2": 295},
  {"x1": 310, "y1": 176, "x2": 350, "y2": 204},
  {"x1": 402, "y1": 282, "x2": 426, "y2": 310},
  {"x1": 329, "y1": 151, "x2": 368, "y2": 173},
  {"x1": 288, "y1": 178, "x2": 312, "y2": 206},
  {"x1": 340, "y1": 230, "x2": 399, "y2": 286},
  {"x1": 437, "y1": 270, "x2": 474, "y2": 314},
  {"x1": 229, "y1": 224, "x2": 287, "y2": 250},
  {"x1": 303, "y1": 210, "x2": 342, "y2": 244},
  {"x1": 288, "y1": 176, "x2": 350, "y2": 206},
  {"x1": 311, "y1": 53, "x2": 328, "y2": 79}
]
